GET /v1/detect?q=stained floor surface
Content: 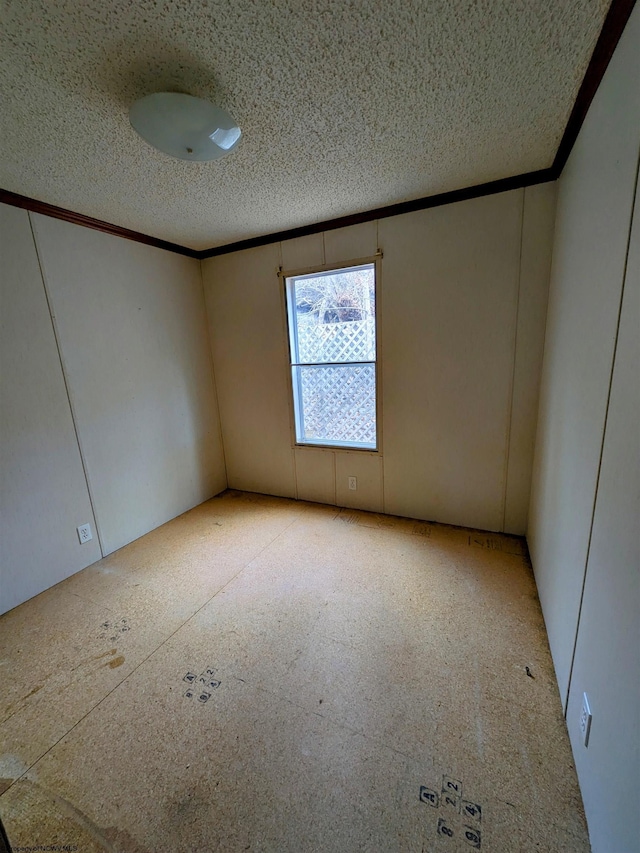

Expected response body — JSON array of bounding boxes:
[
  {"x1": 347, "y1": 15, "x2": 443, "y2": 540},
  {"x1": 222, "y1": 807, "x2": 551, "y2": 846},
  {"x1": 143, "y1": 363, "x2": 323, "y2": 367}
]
[{"x1": 0, "y1": 491, "x2": 589, "y2": 852}]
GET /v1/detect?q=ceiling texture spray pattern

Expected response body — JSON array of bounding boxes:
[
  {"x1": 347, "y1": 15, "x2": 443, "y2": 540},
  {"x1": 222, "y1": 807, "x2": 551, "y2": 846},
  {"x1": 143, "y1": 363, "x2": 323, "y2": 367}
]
[{"x1": 0, "y1": 0, "x2": 610, "y2": 250}]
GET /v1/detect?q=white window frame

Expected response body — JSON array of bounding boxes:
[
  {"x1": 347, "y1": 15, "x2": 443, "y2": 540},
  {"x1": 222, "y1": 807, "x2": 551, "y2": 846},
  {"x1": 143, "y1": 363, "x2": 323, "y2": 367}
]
[{"x1": 283, "y1": 258, "x2": 380, "y2": 452}]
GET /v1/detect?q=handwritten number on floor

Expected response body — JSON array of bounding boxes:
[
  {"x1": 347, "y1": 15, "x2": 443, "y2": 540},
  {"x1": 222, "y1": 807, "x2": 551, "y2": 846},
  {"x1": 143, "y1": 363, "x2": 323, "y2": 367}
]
[
  {"x1": 183, "y1": 665, "x2": 221, "y2": 704},
  {"x1": 420, "y1": 774, "x2": 482, "y2": 848}
]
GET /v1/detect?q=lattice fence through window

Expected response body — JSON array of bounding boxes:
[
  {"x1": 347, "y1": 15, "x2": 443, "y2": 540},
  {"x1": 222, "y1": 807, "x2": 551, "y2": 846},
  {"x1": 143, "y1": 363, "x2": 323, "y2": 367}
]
[
  {"x1": 295, "y1": 318, "x2": 376, "y2": 444},
  {"x1": 296, "y1": 318, "x2": 375, "y2": 364}
]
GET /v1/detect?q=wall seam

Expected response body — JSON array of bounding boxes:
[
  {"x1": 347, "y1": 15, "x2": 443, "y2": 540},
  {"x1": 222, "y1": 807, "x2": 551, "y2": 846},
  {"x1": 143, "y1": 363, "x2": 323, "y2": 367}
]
[
  {"x1": 198, "y1": 258, "x2": 229, "y2": 491},
  {"x1": 375, "y1": 226, "x2": 386, "y2": 516},
  {"x1": 279, "y1": 242, "x2": 299, "y2": 500},
  {"x1": 525, "y1": 188, "x2": 559, "y2": 548},
  {"x1": 501, "y1": 188, "x2": 526, "y2": 532},
  {"x1": 564, "y1": 147, "x2": 640, "y2": 711},
  {"x1": 27, "y1": 212, "x2": 105, "y2": 557},
  {"x1": 332, "y1": 451, "x2": 337, "y2": 506}
]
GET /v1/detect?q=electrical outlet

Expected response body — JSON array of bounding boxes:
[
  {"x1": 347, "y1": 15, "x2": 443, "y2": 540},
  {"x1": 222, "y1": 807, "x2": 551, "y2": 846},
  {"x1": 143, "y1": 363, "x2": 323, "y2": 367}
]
[
  {"x1": 348, "y1": 476, "x2": 357, "y2": 491},
  {"x1": 77, "y1": 523, "x2": 93, "y2": 544},
  {"x1": 580, "y1": 693, "x2": 592, "y2": 747}
]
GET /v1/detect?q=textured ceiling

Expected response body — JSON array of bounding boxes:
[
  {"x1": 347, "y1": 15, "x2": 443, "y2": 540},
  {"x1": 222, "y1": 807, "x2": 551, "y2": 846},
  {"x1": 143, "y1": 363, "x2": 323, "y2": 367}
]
[{"x1": 1, "y1": 0, "x2": 610, "y2": 250}]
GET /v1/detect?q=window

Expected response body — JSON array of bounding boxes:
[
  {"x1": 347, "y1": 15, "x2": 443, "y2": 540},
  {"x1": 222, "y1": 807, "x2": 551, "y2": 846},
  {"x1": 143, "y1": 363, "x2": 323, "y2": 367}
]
[{"x1": 285, "y1": 262, "x2": 377, "y2": 450}]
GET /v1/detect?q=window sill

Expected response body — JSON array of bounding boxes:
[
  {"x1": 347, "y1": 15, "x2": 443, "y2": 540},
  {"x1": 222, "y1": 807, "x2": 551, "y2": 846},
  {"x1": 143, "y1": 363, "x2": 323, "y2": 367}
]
[{"x1": 293, "y1": 441, "x2": 380, "y2": 454}]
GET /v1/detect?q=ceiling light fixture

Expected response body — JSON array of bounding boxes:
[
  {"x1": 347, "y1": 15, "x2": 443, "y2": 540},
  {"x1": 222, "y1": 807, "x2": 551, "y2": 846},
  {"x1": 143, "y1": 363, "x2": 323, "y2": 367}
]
[{"x1": 129, "y1": 92, "x2": 241, "y2": 162}]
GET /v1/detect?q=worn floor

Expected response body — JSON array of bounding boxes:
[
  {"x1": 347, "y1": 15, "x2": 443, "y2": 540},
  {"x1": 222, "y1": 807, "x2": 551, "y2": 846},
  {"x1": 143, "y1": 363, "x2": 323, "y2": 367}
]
[{"x1": 0, "y1": 491, "x2": 589, "y2": 852}]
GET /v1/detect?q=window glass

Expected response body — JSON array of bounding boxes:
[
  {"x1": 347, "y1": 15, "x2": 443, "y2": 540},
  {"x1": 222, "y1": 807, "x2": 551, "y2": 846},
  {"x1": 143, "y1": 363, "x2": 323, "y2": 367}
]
[{"x1": 286, "y1": 263, "x2": 377, "y2": 449}]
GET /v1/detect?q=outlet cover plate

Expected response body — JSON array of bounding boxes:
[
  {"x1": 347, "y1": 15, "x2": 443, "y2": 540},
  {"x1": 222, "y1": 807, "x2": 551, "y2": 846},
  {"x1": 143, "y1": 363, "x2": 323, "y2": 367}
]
[{"x1": 77, "y1": 523, "x2": 93, "y2": 544}]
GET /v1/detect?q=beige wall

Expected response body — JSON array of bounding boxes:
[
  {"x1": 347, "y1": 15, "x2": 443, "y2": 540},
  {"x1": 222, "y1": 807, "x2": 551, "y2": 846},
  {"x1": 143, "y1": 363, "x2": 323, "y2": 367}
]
[
  {"x1": 566, "y1": 177, "x2": 639, "y2": 853},
  {"x1": 1, "y1": 205, "x2": 101, "y2": 613},
  {"x1": 203, "y1": 183, "x2": 556, "y2": 534},
  {"x1": 504, "y1": 184, "x2": 557, "y2": 533},
  {"x1": 1, "y1": 208, "x2": 226, "y2": 613},
  {"x1": 528, "y1": 3, "x2": 640, "y2": 706},
  {"x1": 31, "y1": 215, "x2": 227, "y2": 556},
  {"x1": 528, "y1": 7, "x2": 639, "y2": 852},
  {"x1": 204, "y1": 241, "x2": 296, "y2": 499}
]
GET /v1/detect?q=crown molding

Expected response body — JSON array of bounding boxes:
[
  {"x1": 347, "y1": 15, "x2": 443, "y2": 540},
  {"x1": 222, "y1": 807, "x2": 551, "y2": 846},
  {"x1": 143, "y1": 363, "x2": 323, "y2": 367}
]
[
  {"x1": 0, "y1": 189, "x2": 201, "y2": 259},
  {"x1": 199, "y1": 168, "x2": 555, "y2": 259},
  {"x1": 552, "y1": 0, "x2": 636, "y2": 176}
]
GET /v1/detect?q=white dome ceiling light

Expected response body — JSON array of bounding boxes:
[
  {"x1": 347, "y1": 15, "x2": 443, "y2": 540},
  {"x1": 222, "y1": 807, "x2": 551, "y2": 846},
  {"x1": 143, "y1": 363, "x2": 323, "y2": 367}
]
[{"x1": 129, "y1": 92, "x2": 241, "y2": 162}]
